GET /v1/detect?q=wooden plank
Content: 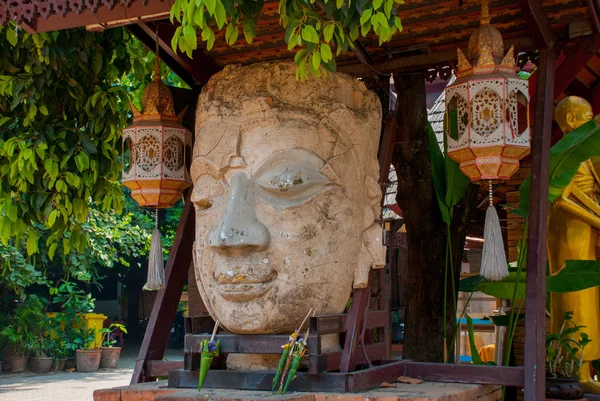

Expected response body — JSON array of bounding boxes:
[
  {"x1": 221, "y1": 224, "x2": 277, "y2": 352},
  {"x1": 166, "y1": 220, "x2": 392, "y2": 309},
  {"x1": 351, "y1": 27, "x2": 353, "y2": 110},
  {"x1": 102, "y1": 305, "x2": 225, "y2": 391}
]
[
  {"x1": 518, "y1": 0, "x2": 556, "y2": 49},
  {"x1": 29, "y1": 0, "x2": 170, "y2": 33},
  {"x1": 146, "y1": 360, "x2": 185, "y2": 377},
  {"x1": 337, "y1": 37, "x2": 536, "y2": 77},
  {"x1": 169, "y1": 369, "x2": 351, "y2": 392},
  {"x1": 184, "y1": 333, "x2": 294, "y2": 355},
  {"x1": 309, "y1": 310, "x2": 389, "y2": 337},
  {"x1": 401, "y1": 362, "x2": 525, "y2": 387},
  {"x1": 131, "y1": 193, "x2": 196, "y2": 384},
  {"x1": 138, "y1": 21, "x2": 220, "y2": 86},
  {"x1": 308, "y1": 343, "x2": 388, "y2": 374},
  {"x1": 524, "y1": 47, "x2": 556, "y2": 401},
  {"x1": 585, "y1": 0, "x2": 600, "y2": 35},
  {"x1": 340, "y1": 287, "x2": 369, "y2": 373},
  {"x1": 554, "y1": 44, "x2": 598, "y2": 99},
  {"x1": 346, "y1": 361, "x2": 407, "y2": 392}
]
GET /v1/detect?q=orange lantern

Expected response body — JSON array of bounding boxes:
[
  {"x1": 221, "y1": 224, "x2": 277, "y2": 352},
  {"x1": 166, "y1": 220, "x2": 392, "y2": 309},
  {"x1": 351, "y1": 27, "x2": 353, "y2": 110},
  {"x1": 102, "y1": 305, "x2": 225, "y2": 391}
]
[
  {"x1": 444, "y1": 0, "x2": 530, "y2": 280},
  {"x1": 122, "y1": 61, "x2": 192, "y2": 208},
  {"x1": 121, "y1": 58, "x2": 192, "y2": 290}
]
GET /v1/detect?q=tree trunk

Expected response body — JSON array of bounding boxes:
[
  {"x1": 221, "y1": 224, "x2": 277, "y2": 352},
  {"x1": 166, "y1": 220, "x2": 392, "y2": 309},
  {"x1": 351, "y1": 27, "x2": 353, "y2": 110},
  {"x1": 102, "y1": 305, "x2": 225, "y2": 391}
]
[
  {"x1": 126, "y1": 259, "x2": 147, "y2": 341},
  {"x1": 391, "y1": 72, "x2": 477, "y2": 362}
]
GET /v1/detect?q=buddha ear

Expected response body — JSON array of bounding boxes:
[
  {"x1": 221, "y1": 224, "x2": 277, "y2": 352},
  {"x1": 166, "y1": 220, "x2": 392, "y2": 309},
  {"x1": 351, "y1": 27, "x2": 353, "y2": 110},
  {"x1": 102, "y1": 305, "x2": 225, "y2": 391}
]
[
  {"x1": 353, "y1": 224, "x2": 385, "y2": 288},
  {"x1": 566, "y1": 111, "x2": 577, "y2": 128}
]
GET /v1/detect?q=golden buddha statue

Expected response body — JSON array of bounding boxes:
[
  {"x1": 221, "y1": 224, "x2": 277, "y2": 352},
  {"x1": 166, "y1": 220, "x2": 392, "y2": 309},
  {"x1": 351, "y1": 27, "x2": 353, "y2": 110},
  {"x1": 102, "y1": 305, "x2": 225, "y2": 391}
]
[{"x1": 548, "y1": 96, "x2": 599, "y2": 392}]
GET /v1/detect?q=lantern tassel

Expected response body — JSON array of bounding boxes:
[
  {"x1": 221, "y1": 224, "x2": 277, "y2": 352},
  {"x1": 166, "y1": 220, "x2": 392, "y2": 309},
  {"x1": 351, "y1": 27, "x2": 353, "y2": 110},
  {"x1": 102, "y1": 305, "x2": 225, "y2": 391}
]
[
  {"x1": 480, "y1": 182, "x2": 508, "y2": 281},
  {"x1": 146, "y1": 209, "x2": 165, "y2": 291}
]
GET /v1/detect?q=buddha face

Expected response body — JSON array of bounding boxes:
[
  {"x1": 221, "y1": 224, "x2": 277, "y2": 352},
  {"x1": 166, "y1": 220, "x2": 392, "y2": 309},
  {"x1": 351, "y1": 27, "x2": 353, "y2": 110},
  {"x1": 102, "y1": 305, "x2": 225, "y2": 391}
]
[
  {"x1": 555, "y1": 96, "x2": 594, "y2": 134},
  {"x1": 190, "y1": 63, "x2": 384, "y2": 334}
]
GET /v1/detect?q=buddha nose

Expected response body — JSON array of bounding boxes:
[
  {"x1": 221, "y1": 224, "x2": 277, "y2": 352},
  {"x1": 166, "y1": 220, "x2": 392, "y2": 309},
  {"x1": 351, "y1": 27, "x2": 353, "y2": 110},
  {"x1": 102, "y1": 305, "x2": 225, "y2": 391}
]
[{"x1": 208, "y1": 172, "x2": 270, "y2": 251}]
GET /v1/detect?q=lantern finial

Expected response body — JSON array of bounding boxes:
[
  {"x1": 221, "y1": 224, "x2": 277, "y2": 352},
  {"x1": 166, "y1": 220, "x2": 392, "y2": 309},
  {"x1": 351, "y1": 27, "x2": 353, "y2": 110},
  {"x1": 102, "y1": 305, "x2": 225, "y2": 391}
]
[
  {"x1": 153, "y1": 55, "x2": 161, "y2": 82},
  {"x1": 133, "y1": 55, "x2": 178, "y2": 122},
  {"x1": 480, "y1": 0, "x2": 490, "y2": 26}
]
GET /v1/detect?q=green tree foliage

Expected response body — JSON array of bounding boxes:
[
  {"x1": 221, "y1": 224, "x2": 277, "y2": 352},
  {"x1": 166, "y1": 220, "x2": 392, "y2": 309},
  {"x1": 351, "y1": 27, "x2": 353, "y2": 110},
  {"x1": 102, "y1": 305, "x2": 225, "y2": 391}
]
[
  {"x1": 170, "y1": 0, "x2": 404, "y2": 79},
  {"x1": 0, "y1": 26, "x2": 138, "y2": 259},
  {"x1": 0, "y1": 25, "x2": 188, "y2": 296},
  {"x1": 0, "y1": 192, "x2": 155, "y2": 296}
]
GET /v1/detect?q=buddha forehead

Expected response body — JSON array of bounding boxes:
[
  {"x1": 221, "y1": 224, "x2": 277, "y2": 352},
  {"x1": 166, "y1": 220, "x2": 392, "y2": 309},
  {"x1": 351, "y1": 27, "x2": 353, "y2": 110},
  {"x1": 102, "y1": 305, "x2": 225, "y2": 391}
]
[
  {"x1": 192, "y1": 114, "x2": 355, "y2": 179},
  {"x1": 191, "y1": 62, "x2": 381, "y2": 181}
]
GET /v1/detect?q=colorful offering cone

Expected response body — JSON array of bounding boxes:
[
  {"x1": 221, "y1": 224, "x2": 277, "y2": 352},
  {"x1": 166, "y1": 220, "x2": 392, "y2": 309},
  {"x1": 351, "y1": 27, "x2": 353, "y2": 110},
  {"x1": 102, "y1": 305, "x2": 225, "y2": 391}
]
[
  {"x1": 282, "y1": 353, "x2": 303, "y2": 394},
  {"x1": 198, "y1": 339, "x2": 219, "y2": 391},
  {"x1": 272, "y1": 342, "x2": 292, "y2": 393}
]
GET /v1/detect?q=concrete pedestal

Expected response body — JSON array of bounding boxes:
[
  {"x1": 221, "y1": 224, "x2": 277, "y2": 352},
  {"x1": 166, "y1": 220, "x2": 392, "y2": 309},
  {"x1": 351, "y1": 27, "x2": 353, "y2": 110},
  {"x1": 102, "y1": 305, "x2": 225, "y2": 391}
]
[{"x1": 94, "y1": 380, "x2": 501, "y2": 401}]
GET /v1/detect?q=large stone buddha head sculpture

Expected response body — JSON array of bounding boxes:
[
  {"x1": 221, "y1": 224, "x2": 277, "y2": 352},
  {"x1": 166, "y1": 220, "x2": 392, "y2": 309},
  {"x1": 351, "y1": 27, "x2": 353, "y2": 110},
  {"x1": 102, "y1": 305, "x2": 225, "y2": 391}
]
[{"x1": 191, "y1": 62, "x2": 385, "y2": 334}]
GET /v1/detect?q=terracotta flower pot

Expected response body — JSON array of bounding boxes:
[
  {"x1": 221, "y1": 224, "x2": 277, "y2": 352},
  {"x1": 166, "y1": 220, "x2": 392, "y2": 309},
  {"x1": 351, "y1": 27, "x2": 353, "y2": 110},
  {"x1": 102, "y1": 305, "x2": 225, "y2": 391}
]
[
  {"x1": 10, "y1": 356, "x2": 29, "y2": 373},
  {"x1": 75, "y1": 349, "x2": 101, "y2": 372},
  {"x1": 65, "y1": 357, "x2": 76, "y2": 370},
  {"x1": 545, "y1": 377, "x2": 584, "y2": 400},
  {"x1": 51, "y1": 358, "x2": 67, "y2": 371},
  {"x1": 30, "y1": 357, "x2": 53, "y2": 374},
  {"x1": 100, "y1": 347, "x2": 121, "y2": 369}
]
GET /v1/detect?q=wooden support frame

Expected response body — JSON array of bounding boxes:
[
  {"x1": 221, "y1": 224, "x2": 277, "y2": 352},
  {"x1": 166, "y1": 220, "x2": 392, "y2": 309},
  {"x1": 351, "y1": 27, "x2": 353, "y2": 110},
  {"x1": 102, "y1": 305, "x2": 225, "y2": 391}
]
[
  {"x1": 131, "y1": 192, "x2": 195, "y2": 384},
  {"x1": 524, "y1": 46, "x2": 555, "y2": 401},
  {"x1": 176, "y1": 268, "x2": 391, "y2": 384},
  {"x1": 127, "y1": 21, "x2": 220, "y2": 88}
]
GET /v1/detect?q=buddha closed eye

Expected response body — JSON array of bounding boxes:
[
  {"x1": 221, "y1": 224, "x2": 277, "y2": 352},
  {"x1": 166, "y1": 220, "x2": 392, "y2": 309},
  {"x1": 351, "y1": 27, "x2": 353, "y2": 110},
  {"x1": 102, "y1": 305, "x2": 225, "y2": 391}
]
[{"x1": 192, "y1": 149, "x2": 332, "y2": 212}]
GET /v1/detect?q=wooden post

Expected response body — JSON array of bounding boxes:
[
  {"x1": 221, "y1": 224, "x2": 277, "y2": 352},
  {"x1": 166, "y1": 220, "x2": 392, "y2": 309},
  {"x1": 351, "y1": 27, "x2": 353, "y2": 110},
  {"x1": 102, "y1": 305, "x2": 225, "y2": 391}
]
[
  {"x1": 131, "y1": 193, "x2": 196, "y2": 384},
  {"x1": 340, "y1": 287, "x2": 370, "y2": 373},
  {"x1": 523, "y1": 47, "x2": 555, "y2": 401}
]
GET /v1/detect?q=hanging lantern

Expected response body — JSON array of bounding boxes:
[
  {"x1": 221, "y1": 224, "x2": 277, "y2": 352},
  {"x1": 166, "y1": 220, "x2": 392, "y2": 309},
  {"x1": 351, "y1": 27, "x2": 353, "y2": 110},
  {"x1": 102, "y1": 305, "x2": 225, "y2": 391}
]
[
  {"x1": 445, "y1": 0, "x2": 530, "y2": 281},
  {"x1": 122, "y1": 58, "x2": 192, "y2": 290}
]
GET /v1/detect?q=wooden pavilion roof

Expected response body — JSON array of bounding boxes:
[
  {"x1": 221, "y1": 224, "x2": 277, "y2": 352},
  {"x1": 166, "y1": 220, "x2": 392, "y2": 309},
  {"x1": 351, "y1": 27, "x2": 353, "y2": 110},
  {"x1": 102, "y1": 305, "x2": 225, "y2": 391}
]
[{"x1": 5, "y1": 0, "x2": 600, "y2": 87}]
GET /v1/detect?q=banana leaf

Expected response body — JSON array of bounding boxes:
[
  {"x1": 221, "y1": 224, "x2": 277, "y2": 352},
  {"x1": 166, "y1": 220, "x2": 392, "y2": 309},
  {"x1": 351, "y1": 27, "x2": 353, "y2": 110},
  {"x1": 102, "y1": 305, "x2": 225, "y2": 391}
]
[
  {"x1": 518, "y1": 117, "x2": 600, "y2": 216},
  {"x1": 427, "y1": 122, "x2": 470, "y2": 225},
  {"x1": 428, "y1": 123, "x2": 450, "y2": 224},
  {"x1": 547, "y1": 260, "x2": 600, "y2": 293},
  {"x1": 466, "y1": 315, "x2": 483, "y2": 365},
  {"x1": 459, "y1": 259, "x2": 600, "y2": 299}
]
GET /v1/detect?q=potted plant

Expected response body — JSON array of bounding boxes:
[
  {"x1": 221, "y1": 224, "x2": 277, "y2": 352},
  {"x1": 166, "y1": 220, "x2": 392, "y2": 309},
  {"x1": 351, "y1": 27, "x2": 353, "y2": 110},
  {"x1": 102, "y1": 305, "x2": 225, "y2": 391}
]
[
  {"x1": 99, "y1": 323, "x2": 127, "y2": 369},
  {"x1": 63, "y1": 326, "x2": 79, "y2": 370},
  {"x1": 27, "y1": 300, "x2": 54, "y2": 374},
  {"x1": 75, "y1": 328, "x2": 101, "y2": 372},
  {"x1": 48, "y1": 338, "x2": 68, "y2": 372},
  {"x1": 545, "y1": 311, "x2": 591, "y2": 400},
  {"x1": 1, "y1": 295, "x2": 47, "y2": 373}
]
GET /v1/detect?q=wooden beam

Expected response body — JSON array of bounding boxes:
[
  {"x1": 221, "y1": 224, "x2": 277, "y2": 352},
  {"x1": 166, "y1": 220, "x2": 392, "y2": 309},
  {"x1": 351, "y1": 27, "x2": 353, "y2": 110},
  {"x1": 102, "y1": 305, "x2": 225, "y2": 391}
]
[
  {"x1": 586, "y1": 0, "x2": 600, "y2": 36},
  {"x1": 553, "y1": 45, "x2": 597, "y2": 99},
  {"x1": 524, "y1": 46, "x2": 555, "y2": 401},
  {"x1": 29, "y1": 0, "x2": 170, "y2": 33},
  {"x1": 131, "y1": 192, "x2": 196, "y2": 384},
  {"x1": 338, "y1": 37, "x2": 536, "y2": 77},
  {"x1": 340, "y1": 287, "x2": 369, "y2": 373},
  {"x1": 518, "y1": 0, "x2": 556, "y2": 49},
  {"x1": 133, "y1": 21, "x2": 221, "y2": 87},
  {"x1": 145, "y1": 360, "x2": 184, "y2": 378},
  {"x1": 401, "y1": 363, "x2": 525, "y2": 387}
]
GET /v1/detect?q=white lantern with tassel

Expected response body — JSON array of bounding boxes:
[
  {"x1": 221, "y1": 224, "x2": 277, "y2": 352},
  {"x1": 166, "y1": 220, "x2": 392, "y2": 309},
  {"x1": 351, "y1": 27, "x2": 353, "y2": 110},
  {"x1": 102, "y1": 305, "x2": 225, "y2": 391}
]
[
  {"x1": 122, "y1": 58, "x2": 192, "y2": 290},
  {"x1": 445, "y1": 0, "x2": 530, "y2": 281}
]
